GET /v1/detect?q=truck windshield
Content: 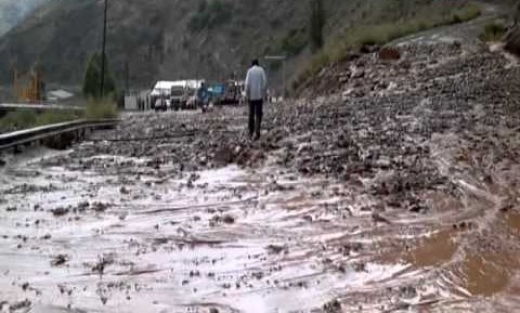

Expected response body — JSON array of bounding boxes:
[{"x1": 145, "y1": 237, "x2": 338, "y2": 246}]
[{"x1": 171, "y1": 88, "x2": 184, "y2": 97}]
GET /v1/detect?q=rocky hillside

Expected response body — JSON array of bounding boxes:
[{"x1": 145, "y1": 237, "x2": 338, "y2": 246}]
[{"x1": 0, "y1": 0, "x2": 483, "y2": 90}]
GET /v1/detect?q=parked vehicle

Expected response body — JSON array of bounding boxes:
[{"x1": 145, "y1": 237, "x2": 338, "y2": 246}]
[
  {"x1": 222, "y1": 80, "x2": 241, "y2": 105},
  {"x1": 154, "y1": 96, "x2": 168, "y2": 112},
  {"x1": 170, "y1": 80, "x2": 204, "y2": 110},
  {"x1": 170, "y1": 84, "x2": 189, "y2": 110},
  {"x1": 208, "y1": 84, "x2": 225, "y2": 105}
]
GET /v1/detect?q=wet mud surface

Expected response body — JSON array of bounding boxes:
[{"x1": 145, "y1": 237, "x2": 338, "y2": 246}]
[{"x1": 3, "y1": 38, "x2": 520, "y2": 312}]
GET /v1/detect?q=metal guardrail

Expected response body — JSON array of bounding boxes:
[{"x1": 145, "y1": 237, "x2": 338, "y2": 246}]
[
  {"x1": 0, "y1": 103, "x2": 85, "y2": 111},
  {"x1": 0, "y1": 119, "x2": 118, "y2": 152}
]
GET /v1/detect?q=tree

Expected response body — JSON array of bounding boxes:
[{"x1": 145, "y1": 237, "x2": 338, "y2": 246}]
[
  {"x1": 309, "y1": 0, "x2": 325, "y2": 53},
  {"x1": 515, "y1": 1, "x2": 520, "y2": 27},
  {"x1": 83, "y1": 52, "x2": 116, "y2": 99}
]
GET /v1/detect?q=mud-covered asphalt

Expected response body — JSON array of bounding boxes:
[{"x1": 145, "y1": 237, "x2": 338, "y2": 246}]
[{"x1": 2, "y1": 39, "x2": 520, "y2": 312}]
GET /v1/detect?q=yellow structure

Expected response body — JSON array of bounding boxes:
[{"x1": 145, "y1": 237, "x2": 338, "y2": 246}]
[{"x1": 13, "y1": 66, "x2": 43, "y2": 103}]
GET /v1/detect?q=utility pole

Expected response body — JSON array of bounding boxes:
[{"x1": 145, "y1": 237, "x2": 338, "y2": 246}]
[
  {"x1": 100, "y1": 0, "x2": 108, "y2": 97},
  {"x1": 125, "y1": 59, "x2": 130, "y2": 95},
  {"x1": 264, "y1": 55, "x2": 287, "y2": 98}
]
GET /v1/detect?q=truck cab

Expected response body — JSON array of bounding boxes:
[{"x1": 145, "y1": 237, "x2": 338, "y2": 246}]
[{"x1": 170, "y1": 85, "x2": 187, "y2": 110}]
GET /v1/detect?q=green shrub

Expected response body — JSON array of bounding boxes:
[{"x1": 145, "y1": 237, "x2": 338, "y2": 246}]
[
  {"x1": 452, "y1": 3, "x2": 481, "y2": 23},
  {"x1": 36, "y1": 110, "x2": 81, "y2": 126},
  {"x1": 86, "y1": 98, "x2": 119, "y2": 120},
  {"x1": 0, "y1": 109, "x2": 83, "y2": 133},
  {"x1": 480, "y1": 21, "x2": 506, "y2": 42},
  {"x1": 0, "y1": 109, "x2": 37, "y2": 132},
  {"x1": 83, "y1": 52, "x2": 117, "y2": 99}
]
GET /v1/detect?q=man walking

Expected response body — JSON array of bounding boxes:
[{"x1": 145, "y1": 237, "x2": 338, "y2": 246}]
[{"x1": 245, "y1": 59, "x2": 267, "y2": 140}]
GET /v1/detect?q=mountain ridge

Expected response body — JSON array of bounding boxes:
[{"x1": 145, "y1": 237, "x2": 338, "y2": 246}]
[{"x1": 0, "y1": 0, "x2": 494, "y2": 92}]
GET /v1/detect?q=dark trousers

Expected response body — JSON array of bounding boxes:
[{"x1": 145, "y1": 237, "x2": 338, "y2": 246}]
[{"x1": 248, "y1": 100, "x2": 263, "y2": 138}]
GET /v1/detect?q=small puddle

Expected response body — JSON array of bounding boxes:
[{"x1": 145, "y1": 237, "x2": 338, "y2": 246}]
[
  {"x1": 504, "y1": 212, "x2": 520, "y2": 233},
  {"x1": 464, "y1": 254, "x2": 510, "y2": 297},
  {"x1": 405, "y1": 229, "x2": 458, "y2": 267}
]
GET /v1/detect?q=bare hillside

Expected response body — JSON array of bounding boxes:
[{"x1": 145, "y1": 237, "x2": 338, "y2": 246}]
[{"x1": 0, "y1": 0, "x2": 481, "y2": 90}]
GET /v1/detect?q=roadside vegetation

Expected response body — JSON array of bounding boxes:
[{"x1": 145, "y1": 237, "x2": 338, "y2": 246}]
[
  {"x1": 85, "y1": 98, "x2": 119, "y2": 120},
  {"x1": 479, "y1": 21, "x2": 506, "y2": 42},
  {"x1": 0, "y1": 98, "x2": 118, "y2": 134},
  {"x1": 0, "y1": 109, "x2": 80, "y2": 134},
  {"x1": 293, "y1": 2, "x2": 482, "y2": 90},
  {"x1": 0, "y1": 49, "x2": 120, "y2": 134}
]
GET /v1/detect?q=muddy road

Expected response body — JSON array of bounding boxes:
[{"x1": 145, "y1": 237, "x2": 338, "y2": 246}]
[{"x1": 3, "y1": 40, "x2": 520, "y2": 312}]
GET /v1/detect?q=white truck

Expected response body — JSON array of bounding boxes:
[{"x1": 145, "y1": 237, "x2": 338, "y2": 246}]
[
  {"x1": 171, "y1": 80, "x2": 204, "y2": 110},
  {"x1": 150, "y1": 80, "x2": 204, "y2": 110}
]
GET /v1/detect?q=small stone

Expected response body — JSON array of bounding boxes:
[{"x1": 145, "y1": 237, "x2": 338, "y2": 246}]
[
  {"x1": 91, "y1": 202, "x2": 108, "y2": 213},
  {"x1": 266, "y1": 244, "x2": 286, "y2": 255},
  {"x1": 372, "y1": 212, "x2": 391, "y2": 224},
  {"x1": 78, "y1": 201, "x2": 90, "y2": 210},
  {"x1": 376, "y1": 157, "x2": 391, "y2": 169},
  {"x1": 51, "y1": 207, "x2": 69, "y2": 217},
  {"x1": 353, "y1": 262, "x2": 366, "y2": 272},
  {"x1": 350, "y1": 68, "x2": 365, "y2": 79},
  {"x1": 51, "y1": 254, "x2": 68, "y2": 267},
  {"x1": 323, "y1": 299, "x2": 341, "y2": 313},
  {"x1": 222, "y1": 215, "x2": 235, "y2": 224},
  {"x1": 252, "y1": 272, "x2": 264, "y2": 280},
  {"x1": 500, "y1": 204, "x2": 513, "y2": 213}
]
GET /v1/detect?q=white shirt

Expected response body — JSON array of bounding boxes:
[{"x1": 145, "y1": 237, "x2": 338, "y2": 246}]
[{"x1": 245, "y1": 65, "x2": 267, "y2": 101}]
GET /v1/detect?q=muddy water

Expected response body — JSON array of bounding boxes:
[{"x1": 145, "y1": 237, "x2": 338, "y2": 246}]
[{"x1": 1, "y1": 131, "x2": 520, "y2": 312}]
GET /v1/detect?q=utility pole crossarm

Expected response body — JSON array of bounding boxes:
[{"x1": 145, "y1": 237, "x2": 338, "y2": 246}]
[{"x1": 264, "y1": 55, "x2": 287, "y2": 61}]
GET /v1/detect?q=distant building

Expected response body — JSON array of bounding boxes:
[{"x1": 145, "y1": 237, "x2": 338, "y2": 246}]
[{"x1": 47, "y1": 89, "x2": 74, "y2": 103}]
